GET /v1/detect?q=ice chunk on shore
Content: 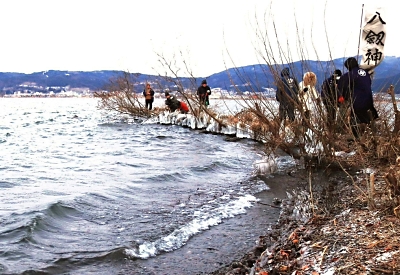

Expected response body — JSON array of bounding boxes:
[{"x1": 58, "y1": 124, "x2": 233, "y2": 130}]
[{"x1": 253, "y1": 156, "x2": 278, "y2": 176}]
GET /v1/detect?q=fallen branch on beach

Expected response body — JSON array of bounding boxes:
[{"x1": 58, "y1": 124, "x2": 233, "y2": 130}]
[{"x1": 257, "y1": 201, "x2": 281, "y2": 208}]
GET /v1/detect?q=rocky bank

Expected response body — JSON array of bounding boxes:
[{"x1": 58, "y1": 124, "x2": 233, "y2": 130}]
[{"x1": 206, "y1": 164, "x2": 400, "y2": 275}]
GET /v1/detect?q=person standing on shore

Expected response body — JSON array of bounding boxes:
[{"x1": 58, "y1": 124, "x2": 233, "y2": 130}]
[
  {"x1": 197, "y1": 80, "x2": 211, "y2": 106},
  {"x1": 338, "y1": 57, "x2": 379, "y2": 137},
  {"x1": 276, "y1": 67, "x2": 299, "y2": 123},
  {"x1": 298, "y1": 71, "x2": 320, "y2": 127},
  {"x1": 143, "y1": 83, "x2": 155, "y2": 110},
  {"x1": 321, "y1": 69, "x2": 344, "y2": 129}
]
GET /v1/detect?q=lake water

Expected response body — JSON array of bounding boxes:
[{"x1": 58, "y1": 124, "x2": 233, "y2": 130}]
[{"x1": 0, "y1": 97, "x2": 296, "y2": 275}]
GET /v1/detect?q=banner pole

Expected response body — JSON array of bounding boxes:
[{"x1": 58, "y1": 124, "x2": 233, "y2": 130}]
[{"x1": 357, "y1": 4, "x2": 365, "y2": 63}]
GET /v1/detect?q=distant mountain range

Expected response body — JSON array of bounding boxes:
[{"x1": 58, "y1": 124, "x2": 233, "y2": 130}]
[
  {"x1": 206, "y1": 56, "x2": 400, "y2": 94},
  {"x1": 1, "y1": 56, "x2": 400, "y2": 96}
]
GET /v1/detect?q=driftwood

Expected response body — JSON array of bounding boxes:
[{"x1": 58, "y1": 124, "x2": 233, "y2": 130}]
[{"x1": 257, "y1": 201, "x2": 281, "y2": 208}]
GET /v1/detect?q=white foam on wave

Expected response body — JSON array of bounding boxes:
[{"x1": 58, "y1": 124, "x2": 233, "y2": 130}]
[{"x1": 124, "y1": 194, "x2": 257, "y2": 259}]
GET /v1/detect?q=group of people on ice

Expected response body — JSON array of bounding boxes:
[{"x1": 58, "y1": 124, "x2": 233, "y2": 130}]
[
  {"x1": 142, "y1": 79, "x2": 211, "y2": 114},
  {"x1": 276, "y1": 57, "x2": 378, "y2": 138}
]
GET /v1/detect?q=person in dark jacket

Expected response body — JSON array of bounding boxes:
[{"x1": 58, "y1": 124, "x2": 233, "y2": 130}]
[
  {"x1": 143, "y1": 83, "x2": 155, "y2": 110},
  {"x1": 165, "y1": 92, "x2": 189, "y2": 113},
  {"x1": 276, "y1": 67, "x2": 299, "y2": 122},
  {"x1": 196, "y1": 80, "x2": 211, "y2": 106},
  {"x1": 321, "y1": 69, "x2": 344, "y2": 128},
  {"x1": 338, "y1": 57, "x2": 378, "y2": 137}
]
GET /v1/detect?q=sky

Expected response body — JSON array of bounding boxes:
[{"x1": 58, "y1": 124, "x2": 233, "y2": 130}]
[{"x1": 0, "y1": 0, "x2": 397, "y2": 77}]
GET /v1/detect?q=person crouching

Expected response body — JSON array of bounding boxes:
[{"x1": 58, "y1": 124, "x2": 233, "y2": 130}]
[{"x1": 165, "y1": 92, "x2": 189, "y2": 114}]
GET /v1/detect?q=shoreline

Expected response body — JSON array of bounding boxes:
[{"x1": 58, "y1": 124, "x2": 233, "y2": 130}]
[
  {"x1": 134, "y1": 105, "x2": 400, "y2": 274},
  {"x1": 207, "y1": 166, "x2": 400, "y2": 275}
]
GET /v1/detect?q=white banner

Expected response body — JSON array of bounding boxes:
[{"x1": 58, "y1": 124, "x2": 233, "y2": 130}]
[{"x1": 359, "y1": 6, "x2": 386, "y2": 72}]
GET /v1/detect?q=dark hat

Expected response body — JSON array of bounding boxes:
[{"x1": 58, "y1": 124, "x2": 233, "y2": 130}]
[
  {"x1": 333, "y1": 69, "x2": 342, "y2": 76},
  {"x1": 344, "y1": 57, "x2": 358, "y2": 70},
  {"x1": 281, "y1": 67, "x2": 290, "y2": 77},
  {"x1": 164, "y1": 92, "x2": 170, "y2": 97},
  {"x1": 201, "y1": 79, "x2": 207, "y2": 85}
]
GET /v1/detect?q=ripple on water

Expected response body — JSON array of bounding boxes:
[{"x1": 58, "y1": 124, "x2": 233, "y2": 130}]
[
  {"x1": 0, "y1": 98, "x2": 294, "y2": 274},
  {"x1": 147, "y1": 171, "x2": 187, "y2": 182},
  {"x1": 0, "y1": 181, "x2": 15, "y2": 188}
]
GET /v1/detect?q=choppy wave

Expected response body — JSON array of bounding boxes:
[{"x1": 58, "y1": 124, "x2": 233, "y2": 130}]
[
  {"x1": 125, "y1": 194, "x2": 257, "y2": 259},
  {"x1": 0, "y1": 98, "x2": 297, "y2": 274},
  {"x1": 0, "y1": 202, "x2": 79, "y2": 240}
]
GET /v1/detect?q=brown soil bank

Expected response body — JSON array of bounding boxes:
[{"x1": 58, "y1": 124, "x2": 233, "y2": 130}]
[{"x1": 207, "y1": 164, "x2": 400, "y2": 275}]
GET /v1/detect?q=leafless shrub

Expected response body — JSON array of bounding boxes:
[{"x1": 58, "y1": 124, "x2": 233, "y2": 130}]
[
  {"x1": 94, "y1": 72, "x2": 160, "y2": 117},
  {"x1": 94, "y1": 4, "x2": 400, "y2": 215}
]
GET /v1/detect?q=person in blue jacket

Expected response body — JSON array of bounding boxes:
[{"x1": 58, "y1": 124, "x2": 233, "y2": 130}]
[
  {"x1": 338, "y1": 57, "x2": 378, "y2": 137},
  {"x1": 276, "y1": 67, "x2": 299, "y2": 123}
]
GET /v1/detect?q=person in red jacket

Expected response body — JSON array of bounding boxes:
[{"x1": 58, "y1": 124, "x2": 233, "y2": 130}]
[
  {"x1": 179, "y1": 101, "x2": 189, "y2": 114},
  {"x1": 165, "y1": 92, "x2": 189, "y2": 114}
]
